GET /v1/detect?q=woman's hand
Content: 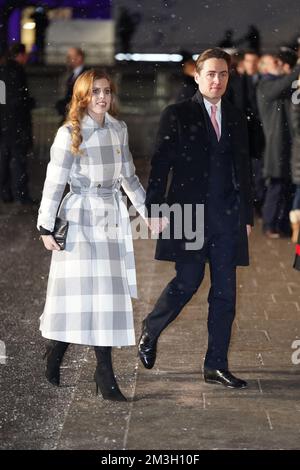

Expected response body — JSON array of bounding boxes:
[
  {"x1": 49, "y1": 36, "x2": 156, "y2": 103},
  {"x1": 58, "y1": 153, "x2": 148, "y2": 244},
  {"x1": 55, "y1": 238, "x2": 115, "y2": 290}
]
[
  {"x1": 246, "y1": 224, "x2": 252, "y2": 237},
  {"x1": 40, "y1": 235, "x2": 61, "y2": 251},
  {"x1": 146, "y1": 217, "x2": 169, "y2": 234}
]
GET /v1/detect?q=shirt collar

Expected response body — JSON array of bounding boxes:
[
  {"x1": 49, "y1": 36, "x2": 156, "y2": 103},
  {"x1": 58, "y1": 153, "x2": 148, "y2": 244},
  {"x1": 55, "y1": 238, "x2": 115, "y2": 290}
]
[
  {"x1": 73, "y1": 65, "x2": 84, "y2": 78},
  {"x1": 203, "y1": 97, "x2": 221, "y2": 114}
]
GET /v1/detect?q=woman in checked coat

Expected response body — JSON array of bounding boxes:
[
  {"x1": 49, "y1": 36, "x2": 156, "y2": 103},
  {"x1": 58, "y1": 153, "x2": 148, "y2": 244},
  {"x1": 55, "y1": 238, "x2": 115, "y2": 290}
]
[{"x1": 37, "y1": 70, "x2": 164, "y2": 401}]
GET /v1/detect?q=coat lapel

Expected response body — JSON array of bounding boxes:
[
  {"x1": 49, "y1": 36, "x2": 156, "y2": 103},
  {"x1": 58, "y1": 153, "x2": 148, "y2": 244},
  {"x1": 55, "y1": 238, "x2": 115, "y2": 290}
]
[
  {"x1": 192, "y1": 90, "x2": 210, "y2": 136},
  {"x1": 190, "y1": 91, "x2": 211, "y2": 147}
]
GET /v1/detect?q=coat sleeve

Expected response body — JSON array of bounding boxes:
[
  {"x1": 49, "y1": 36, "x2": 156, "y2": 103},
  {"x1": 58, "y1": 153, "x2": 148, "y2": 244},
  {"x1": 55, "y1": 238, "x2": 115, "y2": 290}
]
[
  {"x1": 145, "y1": 105, "x2": 178, "y2": 216},
  {"x1": 37, "y1": 126, "x2": 74, "y2": 232},
  {"x1": 257, "y1": 64, "x2": 300, "y2": 102},
  {"x1": 120, "y1": 122, "x2": 147, "y2": 219},
  {"x1": 291, "y1": 101, "x2": 300, "y2": 136}
]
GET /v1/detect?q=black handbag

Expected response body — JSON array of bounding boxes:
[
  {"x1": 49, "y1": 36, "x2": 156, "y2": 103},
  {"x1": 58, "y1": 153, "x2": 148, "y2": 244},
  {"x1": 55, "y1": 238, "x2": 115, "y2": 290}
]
[{"x1": 53, "y1": 217, "x2": 69, "y2": 250}]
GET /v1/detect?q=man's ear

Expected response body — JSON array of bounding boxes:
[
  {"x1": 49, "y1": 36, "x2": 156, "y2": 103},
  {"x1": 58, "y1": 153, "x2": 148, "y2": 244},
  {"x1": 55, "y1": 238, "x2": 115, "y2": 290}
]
[{"x1": 194, "y1": 72, "x2": 200, "y2": 84}]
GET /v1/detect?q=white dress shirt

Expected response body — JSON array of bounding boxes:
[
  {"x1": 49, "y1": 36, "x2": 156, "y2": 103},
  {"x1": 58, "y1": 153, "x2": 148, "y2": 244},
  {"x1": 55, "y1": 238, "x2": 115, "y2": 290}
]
[
  {"x1": 203, "y1": 98, "x2": 222, "y2": 137},
  {"x1": 72, "y1": 65, "x2": 85, "y2": 81}
]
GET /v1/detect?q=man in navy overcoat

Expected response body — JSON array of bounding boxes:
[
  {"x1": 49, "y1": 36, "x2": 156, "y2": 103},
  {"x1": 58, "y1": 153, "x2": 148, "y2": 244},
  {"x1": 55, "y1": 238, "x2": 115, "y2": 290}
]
[{"x1": 139, "y1": 48, "x2": 253, "y2": 388}]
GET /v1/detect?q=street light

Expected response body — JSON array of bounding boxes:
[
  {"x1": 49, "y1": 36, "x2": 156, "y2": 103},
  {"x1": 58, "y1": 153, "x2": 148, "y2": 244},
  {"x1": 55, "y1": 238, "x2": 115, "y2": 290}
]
[{"x1": 23, "y1": 22, "x2": 36, "y2": 30}]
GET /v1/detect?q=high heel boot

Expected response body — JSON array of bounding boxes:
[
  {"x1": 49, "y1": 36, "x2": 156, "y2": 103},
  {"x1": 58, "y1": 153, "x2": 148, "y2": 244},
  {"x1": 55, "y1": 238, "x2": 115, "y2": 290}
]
[
  {"x1": 43, "y1": 340, "x2": 69, "y2": 386},
  {"x1": 94, "y1": 346, "x2": 127, "y2": 402}
]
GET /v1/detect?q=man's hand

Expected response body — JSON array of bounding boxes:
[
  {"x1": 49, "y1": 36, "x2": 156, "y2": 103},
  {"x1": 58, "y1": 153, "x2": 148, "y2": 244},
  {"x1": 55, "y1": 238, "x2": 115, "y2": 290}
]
[
  {"x1": 40, "y1": 234, "x2": 61, "y2": 251},
  {"x1": 246, "y1": 225, "x2": 252, "y2": 237},
  {"x1": 146, "y1": 217, "x2": 169, "y2": 234}
]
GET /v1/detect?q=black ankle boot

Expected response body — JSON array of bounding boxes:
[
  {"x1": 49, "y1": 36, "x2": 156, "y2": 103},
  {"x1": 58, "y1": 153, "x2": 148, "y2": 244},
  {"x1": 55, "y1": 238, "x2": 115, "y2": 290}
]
[
  {"x1": 94, "y1": 346, "x2": 127, "y2": 402},
  {"x1": 43, "y1": 340, "x2": 69, "y2": 386}
]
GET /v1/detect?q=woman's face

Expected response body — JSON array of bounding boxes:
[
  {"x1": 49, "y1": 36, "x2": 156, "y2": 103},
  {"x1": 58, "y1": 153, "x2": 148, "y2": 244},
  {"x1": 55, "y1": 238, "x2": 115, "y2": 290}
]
[{"x1": 87, "y1": 78, "x2": 112, "y2": 116}]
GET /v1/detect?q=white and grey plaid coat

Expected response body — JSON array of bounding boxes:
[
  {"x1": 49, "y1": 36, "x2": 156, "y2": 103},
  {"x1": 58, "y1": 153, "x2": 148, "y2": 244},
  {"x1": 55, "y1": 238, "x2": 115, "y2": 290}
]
[{"x1": 37, "y1": 113, "x2": 146, "y2": 346}]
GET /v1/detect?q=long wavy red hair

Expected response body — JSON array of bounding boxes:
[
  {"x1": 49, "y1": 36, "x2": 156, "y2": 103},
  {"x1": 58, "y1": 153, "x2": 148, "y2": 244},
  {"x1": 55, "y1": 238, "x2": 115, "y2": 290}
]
[{"x1": 65, "y1": 69, "x2": 118, "y2": 155}]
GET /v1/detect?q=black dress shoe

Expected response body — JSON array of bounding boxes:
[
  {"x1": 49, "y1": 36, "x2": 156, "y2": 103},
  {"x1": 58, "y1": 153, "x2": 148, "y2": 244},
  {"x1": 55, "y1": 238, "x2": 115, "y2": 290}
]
[
  {"x1": 204, "y1": 368, "x2": 248, "y2": 389},
  {"x1": 138, "y1": 319, "x2": 157, "y2": 369}
]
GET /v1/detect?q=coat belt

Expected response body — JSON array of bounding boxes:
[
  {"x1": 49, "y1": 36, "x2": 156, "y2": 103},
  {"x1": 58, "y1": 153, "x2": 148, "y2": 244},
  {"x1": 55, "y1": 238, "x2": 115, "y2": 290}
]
[
  {"x1": 70, "y1": 178, "x2": 122, "y2": 199},
  {"x1": 69, "y1": 179, "x2": 123, "y2": 228}
]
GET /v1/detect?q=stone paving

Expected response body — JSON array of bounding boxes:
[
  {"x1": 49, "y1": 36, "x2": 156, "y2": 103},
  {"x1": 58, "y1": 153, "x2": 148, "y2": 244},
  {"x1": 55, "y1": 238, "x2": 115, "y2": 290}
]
[{"x1": 0, "y1": 157, "x2": 300, "y2": 450}]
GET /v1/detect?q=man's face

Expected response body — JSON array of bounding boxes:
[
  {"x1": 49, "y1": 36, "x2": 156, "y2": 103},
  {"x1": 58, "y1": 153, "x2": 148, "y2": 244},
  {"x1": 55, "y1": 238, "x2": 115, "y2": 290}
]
[
  {"x1": 258, "y1": 55, "x2": 273, "y2": 74},
  {"x1": 281, "y1": 61, "x2": 292, "y2": 74},
  {"x1": 67, "y1": 48, "x2": 83, "y2": 69},
  {"x1": 244, "y1": 53, "x2": 259, "y2": 75},
  {"x1": 259, "y1": 55, "x2": 282, "y2": 75},
  {"x1": 194, "y1": 58, "x2": 229, "y2": 102}
]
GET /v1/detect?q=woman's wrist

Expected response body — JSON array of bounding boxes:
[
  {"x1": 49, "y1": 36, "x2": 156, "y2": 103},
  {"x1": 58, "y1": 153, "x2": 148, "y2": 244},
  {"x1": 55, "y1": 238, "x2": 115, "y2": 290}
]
[{"x1": 39, "y1": 226, "x2": 53, "y2": 236}]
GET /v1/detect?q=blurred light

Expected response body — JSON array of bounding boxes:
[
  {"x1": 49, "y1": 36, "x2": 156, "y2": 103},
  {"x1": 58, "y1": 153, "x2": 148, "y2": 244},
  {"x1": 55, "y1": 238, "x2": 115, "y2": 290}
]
[
  {"x1": 115, "y1": 53, "x2": 183, "y2": 62},
  {"x1": 23, "y1": 22, "x2": 36, "y2": 30},
  {"x1": 192, "y1": 54, "x2": 199, "y2": 61}
]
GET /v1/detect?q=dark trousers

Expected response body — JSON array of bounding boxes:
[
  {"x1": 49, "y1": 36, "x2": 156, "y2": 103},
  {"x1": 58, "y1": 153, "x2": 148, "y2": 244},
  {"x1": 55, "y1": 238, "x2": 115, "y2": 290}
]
[
  {"x1": 262, "y1": 178, "x2": 292, "y2": 234},
  {"x1": 146, "y1": 230, "x2": 238, "y2": 370},
  {"x1": 0, "y1": 141, "x2": 30, "y2": 202}
]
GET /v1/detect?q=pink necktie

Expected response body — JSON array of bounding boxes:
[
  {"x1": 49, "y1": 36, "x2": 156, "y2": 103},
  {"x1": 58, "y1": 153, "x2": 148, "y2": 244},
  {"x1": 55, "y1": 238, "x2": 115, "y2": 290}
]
[{"x1": 210, "y1": 104, "x2": 220, "y2": 141}]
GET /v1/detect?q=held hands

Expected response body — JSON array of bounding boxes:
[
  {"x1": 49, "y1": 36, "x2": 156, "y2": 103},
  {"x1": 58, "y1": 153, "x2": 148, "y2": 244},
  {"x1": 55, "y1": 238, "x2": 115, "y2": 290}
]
[
  {"x1": 41, "y1": 219, "x2": 170, "y2": 248},
  {"x1": 41, "y1": 222, "x2": 250, "y2": 245},
  {"x1": 40, "y1": 234, "x2": 61, "y2": 251},
  {"x1": 145, "y1": 217, "x2": 169, "y2": 234}
]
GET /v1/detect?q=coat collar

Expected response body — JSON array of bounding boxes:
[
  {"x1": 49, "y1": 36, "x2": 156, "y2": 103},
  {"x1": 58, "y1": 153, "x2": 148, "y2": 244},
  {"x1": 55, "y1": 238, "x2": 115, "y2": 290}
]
[
  {"x1": 81, "y1": 113, "x2": 110, "y2": 130},
  {"x1": 80, "y1": 112, "x2": 115, "y2": 140}
]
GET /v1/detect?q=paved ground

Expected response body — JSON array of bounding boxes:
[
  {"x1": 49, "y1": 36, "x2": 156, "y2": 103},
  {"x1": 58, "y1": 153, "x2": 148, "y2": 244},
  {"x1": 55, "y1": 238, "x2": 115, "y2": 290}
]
[{"x1": 0, "y1": 156, "x2": 300, "y2": 450}]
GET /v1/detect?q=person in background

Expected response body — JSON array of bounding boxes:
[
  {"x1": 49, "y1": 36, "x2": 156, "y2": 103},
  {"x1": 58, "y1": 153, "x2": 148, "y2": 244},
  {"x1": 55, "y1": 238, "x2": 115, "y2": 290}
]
[
  {"x1": 218, "y1": 29, "x2": 235, "y2": 49},
  {"x1": 290, "y1": 75, "x2": 300, "y2": 242},
  {"x1": 0, "y1": 43, "x2": 35, "y2": 204},
  {"x1": 258, "y1": 53, "x2": 274, "y2": 75},
  {"x1": 243, "y1": 50, "x2": 265, "y2": 217},
  {"x1": 116, "y1": 7, "x2": 141, "y2": 53},
  {"x1": 55, "y1": 47, "x2": 89, "y2": 121},
  {"x1": 225, "y1": 50, "x2": 246, "y2": 111},
  {"x1": 257, "y1": 49, "x2": 300, "y2": 238},
  {"x1": 30, "y1": 6, "x2": 49, "y2": 65}
]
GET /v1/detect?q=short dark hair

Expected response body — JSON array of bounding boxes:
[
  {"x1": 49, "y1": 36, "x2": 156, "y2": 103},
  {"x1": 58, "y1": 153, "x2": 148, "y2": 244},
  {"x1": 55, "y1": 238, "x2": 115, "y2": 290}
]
[
  {"x1": 73, "y1": 47, "x2": 85, "y2": 59},
  {"x1": 9, "y1": 43, "x2": 26, "y2": 58},
  {"x1": 195, "y1": 47, "x2": 231, "y2": 73},
  {"x1": 276, "y1": 48, "x2": 297, "y2": 68}
]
